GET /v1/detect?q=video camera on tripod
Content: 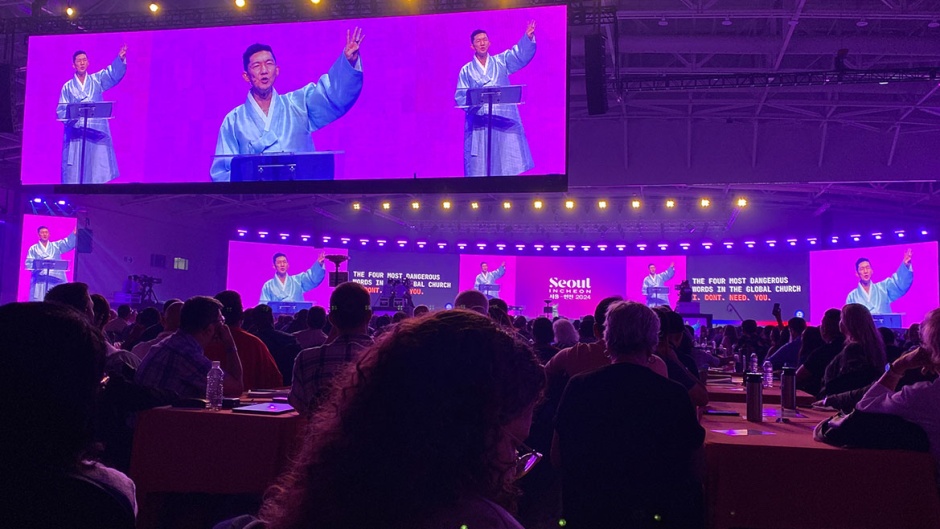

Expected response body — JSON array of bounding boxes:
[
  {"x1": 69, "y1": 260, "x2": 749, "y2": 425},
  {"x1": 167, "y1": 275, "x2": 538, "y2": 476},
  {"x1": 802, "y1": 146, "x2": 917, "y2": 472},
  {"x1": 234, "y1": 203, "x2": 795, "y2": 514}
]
[{"x1": 131, "y1": 274, "x2": 162, "y2": 287}]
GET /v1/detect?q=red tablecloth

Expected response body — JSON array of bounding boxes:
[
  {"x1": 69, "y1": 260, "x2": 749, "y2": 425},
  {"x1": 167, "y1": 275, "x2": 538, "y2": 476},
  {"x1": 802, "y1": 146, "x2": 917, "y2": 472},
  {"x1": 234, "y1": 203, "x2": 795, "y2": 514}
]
[
  {"x1": 703, "y1": 402, "x2": 940, "y2": 529},
  {"x1": 707, "y1": 376, "x2": 815, "y2": 406}
]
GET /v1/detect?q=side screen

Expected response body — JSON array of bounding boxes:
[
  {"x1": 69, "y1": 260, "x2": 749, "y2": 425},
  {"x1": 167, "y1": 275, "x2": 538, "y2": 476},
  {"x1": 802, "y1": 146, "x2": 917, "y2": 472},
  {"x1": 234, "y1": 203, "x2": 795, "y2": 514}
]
[{"x1": 18, "y1": 214, "x2": 79, "y2": 302}]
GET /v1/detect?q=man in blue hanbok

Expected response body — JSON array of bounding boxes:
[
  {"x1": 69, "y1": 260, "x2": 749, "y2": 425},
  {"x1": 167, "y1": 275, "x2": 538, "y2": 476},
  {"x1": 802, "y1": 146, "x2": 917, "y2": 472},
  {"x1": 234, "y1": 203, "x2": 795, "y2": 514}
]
[
  {"x1": 845, "y1": 250, "x2": 913, "y2": 315},
  {"x1": 643, "y1": 262, "x2": 675, "y2": 307},
  {"x1": 25, "y1": 226, "x2": 77, "y2": 301},
  {"x1": 260, "y1": 252, "x2": 327, "y2": 304},
  {"x1": 211, "y1": 29, "x2": 365, "y2": 182},
  {"x1": 57, "y1": 46, "x2": 127, "y2": 184},
  {"x1": 474, "y1": 261, "x2": 506, "y2": 298},
  {"x1": 455, "y1": 21, "x2": 537, "y2": 177}
]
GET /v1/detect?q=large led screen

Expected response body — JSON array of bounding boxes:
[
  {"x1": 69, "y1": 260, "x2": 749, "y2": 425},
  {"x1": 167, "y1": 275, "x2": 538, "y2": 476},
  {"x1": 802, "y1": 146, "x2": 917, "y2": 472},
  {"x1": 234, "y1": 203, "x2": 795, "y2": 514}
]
[
  {"x1": 22, "y1": 6, "x2": 567, "y2": 190},
  {"x1": 624, "y1": 256, "x2": 687, "y2": 308},
  {"x1": 18, "y1": 214, "x2": 79, "y2": 302},
  {"x1": 347, "y1": 250, "x2": 460, "y2": 311},
  {"x1": 809, "y1": 241, "x2": 938, "y2": 328}
]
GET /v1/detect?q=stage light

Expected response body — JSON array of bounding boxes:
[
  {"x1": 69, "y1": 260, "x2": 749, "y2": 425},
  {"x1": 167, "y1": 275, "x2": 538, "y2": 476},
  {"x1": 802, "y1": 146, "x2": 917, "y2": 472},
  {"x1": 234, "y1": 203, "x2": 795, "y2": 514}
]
[
  {"x1": 149, "y1": 3, "x2": 160, "y2": 13},
  {"x1": 516, "y1": 244, "x2": 526, "y2": 250},
  {"x1": 745, "y1": 241, "x2": 755, "y2": 248},
  {"x1": 631, "y1": 199, "x2": 641, "y2": 209},
  {"x1": 437, "y1": 242, "x2": 446, "y2": 249},
  {"x1": 807, "y1": 238, "x2": 817, "y2": 245},
  {"x1": 856, "y1": 18, "x2": 868, "y2": 27},
  {"x1": 56, "y1": 200, "x2": 66, "y2": 205},
  {"x1": 787, "y1": 239, "x2": 797, "y2": 246},
  {"x1": 397, "y1": 240, "x2": 407, "y2": 247},
  {"x1": 566, "y1": 244, "x2": 576, "y2": 252},
  {"x1": 442, "y1": 200, "x2": 452, "y2": 210},
  {"x1": 922, "y1": 230, "x2": 929, "y2": 235},
  {"x1": 279, "y1": 233, "x2": 289, "y2": 240},
  {"x1": 637, "y1": 243, "x2": 647, "y2": 250},
  {"x1": 615, "y1": 244, "x2": 626, "y2": 251},
  {"x1": 352, "y1": 201, "x2": 361, "y2": 210},
  {"x1": 411, "y1": 201, "x2": 420, "y2": 210},
  {"x1": 581, "y1": 245, "x2": 591, "y2": 251},
  {"x1": 310, "y1": 0, "x2": 321, "y2": 4},
  {"x1": 831, "y1": 236, "x2": 839, "y2": 243},
  {"x1": 496, "y1": 243, "x2": 506, "y2": 250},
  {"x1": 381, "y1": 201, "x2": 391, "y2": 210},
  {"x1": 322, "y1": 236, "x2": 331, "y2": 243},
  {"x1": 359, "y1": 238, "x2": 369, "y2": 246},
  {"x1": 724, "y1": 242, "x2": 734, "y2": 249},
  {"x1": 470, "y1": 201, "x2": 479, "y2": 210},
  {"x1": 597, "y1": 200, "x2": 608, "y2": 210},
  {"x1": 457, "y1": 242, "x2": 467, "y2": 249},
  {"x1": 929, "y1": 19, "x2": 940, "y2": 29},
  {"x1": 564, "y1": 200, "x2": 575, "y2": 210},
  {"x1": 301, "y1": 235, "x2": 310, "y2": 242},
  {"x1": 766, "y1": 240, "x2": 776, "y2": 247},
  {"x1": 235, "y1": 0, "x2": 246, "y2": 7},
  {"x1": 534, "y1": 244, "x2": 544, "y2": 251},
  {"x1": 237, "y1": 229, "x2": 247, "y2": 237},
  {"x1": 533, "y1": 199, "x2": 543, "y2": 210},
  {"x1": 502, "y1": 201, "x2": 512, "y2": 210},
  {"x1": 66, "y1": 6, "x2": 75, "y2": 16},
  {"x1": 680, "y1": 243, "x2": 690, "y2": 250},
  {"x1": 477, "y1": 243, "x2": 487, "y2": 249},
  {"x1": 340, "y1": 237, "x2": 350, "y2": 244},
  {"x1": 721, "y1": 17, "x2": 732, "y2": 26},
  {"x1": 597, "y1": 244, "x2": 607, "y2": 251},
  {"x1": 658, "y1": 16, "x2": 668, "y2": 26},
  {"x1": 851, "y1": 234, "x2": 861, "y2": 242},
  {"x1": 32, "y1": 198, "x2": 42, "y2": 203},
  {"x1": 550, "y1": 245, "x2": 560, "y2": 252},
  {"x1": 702, "y1": 242, "x2": 713, "y2": 249},
  {"x1": 873, "y1": 232, "x2": 883, "y2": 240},
  {"x1": 736, "y1": 197, "x2": 748, "y2": 208},
  {"x1": 665, "y1": 199, "x2": 676, "y2": 209},
  {"x1": 258, "y1": 231, "x2": 268, "y2": 238},
  {"x1": 658, "y1": 243, "x2": 668, "y2": 250},
  {"x1": 700, "y1": 198, "x2": 711, "y2": 208},
  {"x1": 417, "y1": 241, "x2": 427, "y2": 248},
  {"x1": 377, "y1": 239, "x2": 387, "y2": 246}
]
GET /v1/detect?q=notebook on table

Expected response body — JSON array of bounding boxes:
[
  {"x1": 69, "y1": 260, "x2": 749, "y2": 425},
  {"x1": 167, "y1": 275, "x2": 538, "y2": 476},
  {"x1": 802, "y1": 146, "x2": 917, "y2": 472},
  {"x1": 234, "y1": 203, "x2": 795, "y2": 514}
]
[{"x1": 231, "y1": 403, "x2": 295, "y2": 415}]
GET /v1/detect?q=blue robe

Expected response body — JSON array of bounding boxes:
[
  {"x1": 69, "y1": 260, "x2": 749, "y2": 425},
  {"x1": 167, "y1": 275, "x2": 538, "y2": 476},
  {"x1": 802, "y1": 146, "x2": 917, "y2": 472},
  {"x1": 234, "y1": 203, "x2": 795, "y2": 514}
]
[
  {"x1": 25, "y1": 233, "x2": 76, "y2": 302},
  {"x1": 57, "y1": 57, "x2": 127, "y2": 184},
  {"x1": 211, "y1": 53, "x2": 363, "y2": 182},
  {"x1": 260, "y1": 262, "x2": 326, "y2": 304},
  {"x1": 643, "y1": 266, "x2": 675, "y2": 307},
  {"x1": 846, "y1": 263, "x2": 913, "y2": 315},
  {"x1": 474, "y1": 265, "x2": 506, "y2": 298},
  {"x1": 455, "y1": 34, "x2": 536, "y2": 177}
]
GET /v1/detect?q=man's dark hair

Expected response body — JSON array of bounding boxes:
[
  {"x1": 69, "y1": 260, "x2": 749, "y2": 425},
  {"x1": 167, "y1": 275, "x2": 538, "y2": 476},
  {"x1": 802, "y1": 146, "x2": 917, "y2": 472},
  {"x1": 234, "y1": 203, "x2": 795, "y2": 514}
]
[
  {"x1": 742, "y1": 319, "x2": 759, "y2": 334},
  {"x1": 45, "y1": 282, "x2": 90, "y2": 315},
  {"x1": 117, "y1": 304, "x2": 132, "y2": 319},
  {"x1": 137, "y1": 307, "x2": 161, "y2": 328},
  {"x1": 413, "y1": 305, "x2": 430, "y2": 317},
  {"x1": 90, "y1": 293, "x2": 110, "y2": 330},
  {"x1": 307, "y1": 306, "x2": 327, "y2": 329},
  {"x1": 855, "y1": 258, "x2": 870, "y2": 272},
  {"x1": 215, "y1": 290, "x2": 245, "y2": 325},
  {"x1": 392, "y1": 311, "x2": 409, "y2": 323},
  {"x1": 470, "y1": 29, "x2": 487, "y2": 43},
  {"x1": 654, "y1": 307, "x2": 685, "y2": 335},
  {"x1": 180, "y1": 296, "x2": 223, "y2": 334},
  {"x1": 72, "y1": 50, "x2": 86, "y2": 63},
  {"x1": 820, "y1": 308, "x2": 842, "y2": 341},
  {"x1": 532, "y1": 316, "x2": 554, "y2": 344},
  {"x1": 273, "y1": 252, "x2": 287, "y2": 264},
  {"x1": 244, "y1": 43, "x2": 276, "y2": 72},
  {"x1": 37, "y1": 225, "x2": 49, "y2": 233},
  {"x1": 787, "y1": 317, "x2": 807, "y2": 335},
  {"x1": 593, "y1": 296, "x2": 623, "y2": 332},
  {"x1": 878, "y1": 327, "x2": 896, "y2": 346},
  {"x1": 488, "y1": 297, "x2": 508, "y2": 314},
  {"x1": 648, "y1": 263, "x2": 655, "y2": 269},
  {"x1": 163, "y1": 298, "x2": 182, "y2": 312},
  {"x1": 329, "y1": 282, "x2": 372, "y2": 331},
  {"x1": 252, "y1": 304, "x2": 275, "y2": 329}
]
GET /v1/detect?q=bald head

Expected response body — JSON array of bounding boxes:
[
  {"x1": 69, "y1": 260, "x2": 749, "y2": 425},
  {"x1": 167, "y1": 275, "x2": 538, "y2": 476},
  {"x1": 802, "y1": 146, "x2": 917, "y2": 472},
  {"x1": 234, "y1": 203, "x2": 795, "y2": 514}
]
[
  {"x1": 454, "y1": 290, "x2": 488, "y2": 315},
  {"x1": 163, "y1": 301, "x2": 183, "y2": 332}
]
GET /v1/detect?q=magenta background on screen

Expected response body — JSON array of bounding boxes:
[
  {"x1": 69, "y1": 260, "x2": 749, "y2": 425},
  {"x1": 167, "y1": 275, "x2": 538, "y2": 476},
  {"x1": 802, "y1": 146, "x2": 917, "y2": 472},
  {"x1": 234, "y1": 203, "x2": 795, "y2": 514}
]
[
  {"x1": 809, "y1": 241, "x2": 938, "y2": 328},
  {"x1": 226, "y1": 241, "x2": 348, "y2": 308},
  {"x1": 625, "y1": 256, "x2": 688, "y2": 306},
  {"x1": 458, "y1": 254, "x2": 520, "y2": 307},
  {"x1": 18, "y1": 214, "x2": 78, "y2": 301},
  {"x1": 22, "y1": 6, "x2": 567, "y2": 185}
]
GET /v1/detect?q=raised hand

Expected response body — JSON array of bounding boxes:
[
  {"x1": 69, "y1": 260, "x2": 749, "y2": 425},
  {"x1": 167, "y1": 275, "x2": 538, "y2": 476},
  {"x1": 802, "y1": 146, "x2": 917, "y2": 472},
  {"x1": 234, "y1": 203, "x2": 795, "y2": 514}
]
[
  {"x1": 318, "y1": 251, "x2": 326, "y2": 264},
  {"x1": 525, "y1": 20, "x2": 536, "y2": 40},
  {"x1": 344, "y1": 27, "x2": 364, "y2": 66},
  {"x1": 119, "y1": 44, "x2": 127, "y2": 61},
  {"x1": 903, "y1": 248, "x2": 913, "y2": 266}
]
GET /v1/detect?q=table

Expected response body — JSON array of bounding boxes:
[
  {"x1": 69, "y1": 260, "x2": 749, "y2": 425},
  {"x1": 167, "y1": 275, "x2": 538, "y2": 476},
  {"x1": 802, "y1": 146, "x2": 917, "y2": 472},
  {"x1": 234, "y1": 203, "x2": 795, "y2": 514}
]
[
  {"x1": 707, "y1": 375, "x2": 815, "y2": 406},
  {"x1": 130, "y1": 405, "x2": 304, "y2": 528},
  {"x1": 702, "y1": 402, "x2": 940, "y2": 529}
]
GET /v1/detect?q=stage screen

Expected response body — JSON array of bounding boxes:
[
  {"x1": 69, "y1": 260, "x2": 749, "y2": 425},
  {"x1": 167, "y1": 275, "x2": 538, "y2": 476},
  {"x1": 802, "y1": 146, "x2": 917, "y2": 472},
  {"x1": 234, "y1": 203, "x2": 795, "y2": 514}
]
[
  {"x1": 458, "y1": 254, "x2": 627, "y2": 318},
  {"x1": 347, "y1": 250, "x2": 460, "y2": 311},
  {"x1": 226, "y1": 241, "x2": 348, "y2": 309},
  {"x1": 809, "y1": 241, "x2": 938, "y2": 328},
  {"x1": 685, "y1": 253, "x2": 810, "y2": 323},
  {"x1": 18, "y1": 214, "x2": 79, "y2": 302},
  {"x1": 22, "y1": 5, "x2": 567, "y2": 191},
  {"x1": 625, "y1": 256, "x2": 688, "y2": 308}
]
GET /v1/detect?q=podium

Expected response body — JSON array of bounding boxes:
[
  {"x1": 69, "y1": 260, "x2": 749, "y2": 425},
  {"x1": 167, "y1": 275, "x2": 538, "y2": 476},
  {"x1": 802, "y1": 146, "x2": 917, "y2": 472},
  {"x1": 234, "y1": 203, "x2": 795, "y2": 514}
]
[
  {"x1": 479, "y1": 283, "x2": 501, "y2": 299},
  {"x1": 222, "y1": 152, "x2": 337, "y2": 182},
  {"x1": 872, "y1": 313, "x2": 903, "y2": 329},
  {"x1": 267, "y1": 301, "x2": 313, "y2": 315},
  {"x1": 464, "y1": 85, "x2": 523, "y2": 177},
  {"x1": 645, "y1": 286, "x2": 670, "y2": 307},
  {"x1": 26, "y1": 259, "x2": 69, "y2": 301},
  {"x1": 60, "y1": 102, "x2": 114, "y2": 184}
]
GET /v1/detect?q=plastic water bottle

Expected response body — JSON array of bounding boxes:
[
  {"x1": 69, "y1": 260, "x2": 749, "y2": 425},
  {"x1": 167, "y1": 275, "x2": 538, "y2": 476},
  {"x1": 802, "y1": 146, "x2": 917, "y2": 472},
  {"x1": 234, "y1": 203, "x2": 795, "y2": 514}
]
[
  {"x1": 749, "y1": 352, "x2": 758, "y2": 373},
  {"x1": 206, "y1": 361, "x2": 224, "y2": 411},
  {"x1": 762, "y1": 360, "x2": 774, "y2": 388}
]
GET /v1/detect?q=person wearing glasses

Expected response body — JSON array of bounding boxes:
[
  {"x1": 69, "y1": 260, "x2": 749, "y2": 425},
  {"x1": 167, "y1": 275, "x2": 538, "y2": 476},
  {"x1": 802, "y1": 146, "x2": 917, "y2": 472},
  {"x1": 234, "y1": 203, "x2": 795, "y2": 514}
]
[
  {"x1": 210, "y1": 31, "x2": 364, "y2": 181},
  {"x1": 845, "y1": 250, "x2": 913, "y2": 315},
  {"x1": 241, "y1": 310, "x2": 544, "y2": 529},
  {"x1": 455, "y1": 22, "x2": 537, "y2": 177},
  {"x1": 135, "y1": 296, "x2": 244, "y2": 399}
]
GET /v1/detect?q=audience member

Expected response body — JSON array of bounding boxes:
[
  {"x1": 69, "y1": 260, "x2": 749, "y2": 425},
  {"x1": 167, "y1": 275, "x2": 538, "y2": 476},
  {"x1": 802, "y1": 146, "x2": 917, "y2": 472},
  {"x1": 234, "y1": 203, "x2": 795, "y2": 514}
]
[
  {"x1": 553, "y1": 301, "x2": 705, "y2": 529},
  {"x1": 413, "y1": 305, "x2": 430, "y2": 317},
  {"x1": 90, "y1": 294, "x2": 113, "y2": 332},
  {"x1": 122, "y1": 307, "x2": 161, "y2": 350},
  {"x1": 131, "y1": 301, "x2": 183, "y2": 360},
  {"x1": 454, "y1": 289, "x2": 489, "y2": 314},
  {"x1": 531, "y1": 316, "x2": 559, "y2": 364},
  {"x1": 104, "y1": 304, "x2": 134, "y2": 343},
  {"x1": 720, "y1": 325, "x2": 738, "y2": 352},
  {"x1": 797, "y1": 326, "x2": 824, "y2": 366},
  {"x1": 513, "y1": 315, "x2": 531, "y2": 340},
  {"x1": 135, "y1": 296, "x2": 244, "y2": 399},
  {"x1": 879, "y1": 327, "x2": 904, "y2": 363},
  {"x1": 255, "y1": 310, "x2": 544, "y2": 528},
  {"x1": 207, "y1": 291, "x2": 284, "y2": 390},
  {"x1": 0, "y1": 302, "x2": 138, "y2": 520},
  {"x1": 488, "y1": 297, "x2": 509, "y2": 314},
  {"x1": 248, "y1": 304, "x2": 303, "y2": 385},
  {"x1": 796, "y1": 308, "x2": 845, "y2": 396},
  {"x1": 489, "y1": 306, "x2": 513, "y2": 329},
  {"x1": 654, "y1": 308, "x2": 708, "y2": 407},
  {"x1": 289, "y1": 282, "x2": 374, "y2": 414},
  {"x1": 285, "y1": 309, "x2": 309, "y2": 334},
  {"x1": 819, "y1": 303, "x2": 885, "y2": 399},
  {"x1": 553, "y1": 318, "x2": 579, "y2": 350},
  {"x1": 577, "y1": 316, "x2": 596, "y2": 343},
  {"x1": 766, "y1": 317, "x2": 807, "y2": 369},
  {"x1": 293, "y1": 306, "x2": 328, "y2": 349},
  {"x1": 392, "y1": 310, "x2": 409, "y2": 324},
  {"x1": 737, "y1": 319, "x2": 770, "y2": 363}
]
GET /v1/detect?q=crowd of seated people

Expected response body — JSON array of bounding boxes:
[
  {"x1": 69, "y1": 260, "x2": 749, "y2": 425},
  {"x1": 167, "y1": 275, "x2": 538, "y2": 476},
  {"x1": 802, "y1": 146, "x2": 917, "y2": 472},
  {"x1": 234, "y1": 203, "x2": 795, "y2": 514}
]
[{"x1": 5, "y1": 278, "x2": 939, "y2": 529}]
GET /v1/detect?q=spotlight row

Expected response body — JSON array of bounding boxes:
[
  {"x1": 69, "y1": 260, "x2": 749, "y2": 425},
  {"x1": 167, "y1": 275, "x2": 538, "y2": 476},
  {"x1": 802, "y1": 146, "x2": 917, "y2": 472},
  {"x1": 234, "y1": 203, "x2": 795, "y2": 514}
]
[
  {"x1": 65, "y1": 0, "x2": 324, "y2": 17},
  {"x1": 352, "y1": 197, "x2": 749, "y2": 212}
]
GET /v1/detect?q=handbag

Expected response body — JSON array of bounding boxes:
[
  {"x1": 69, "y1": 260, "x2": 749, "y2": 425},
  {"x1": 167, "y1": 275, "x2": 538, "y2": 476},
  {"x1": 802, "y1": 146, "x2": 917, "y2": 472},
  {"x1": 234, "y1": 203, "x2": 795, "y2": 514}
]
[{"x1": 813, "y1": 410, "x2": 930, "y2": 451}]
